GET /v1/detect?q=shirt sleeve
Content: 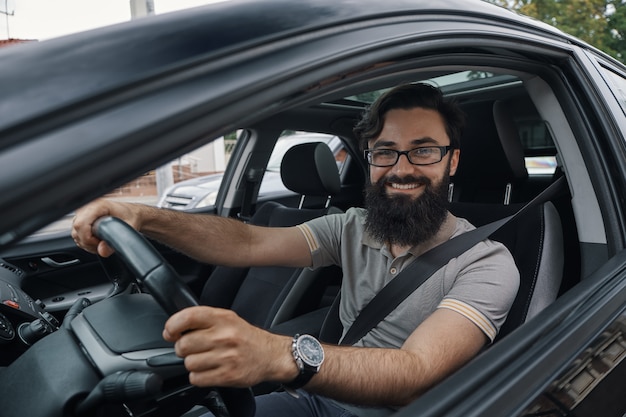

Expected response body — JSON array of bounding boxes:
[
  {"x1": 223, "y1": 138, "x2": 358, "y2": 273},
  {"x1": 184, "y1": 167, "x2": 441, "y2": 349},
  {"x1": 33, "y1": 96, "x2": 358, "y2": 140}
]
[
  {"x1": 437, "y1": 239, "x2": 520, "y2": 342},
  {"x1": 296, "y1": 209, "x2": 363, "y2": 268}
]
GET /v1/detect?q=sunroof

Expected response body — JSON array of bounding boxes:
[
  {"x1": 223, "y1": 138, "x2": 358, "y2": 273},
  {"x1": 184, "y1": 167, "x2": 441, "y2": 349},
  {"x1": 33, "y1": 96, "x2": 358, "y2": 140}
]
[{"x1": 343, "y1": 70, "x2": 501, "y2": 104}]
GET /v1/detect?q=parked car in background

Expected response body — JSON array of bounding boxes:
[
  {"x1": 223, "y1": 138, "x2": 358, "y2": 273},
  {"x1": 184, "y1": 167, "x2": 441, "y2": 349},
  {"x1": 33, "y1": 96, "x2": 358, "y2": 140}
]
[
  {"x1": 158, "y1": 132, "x2": 346, "y2": 210},
  {"x1": 1, "y1": 0, "x2": 626, "y2": 416}
]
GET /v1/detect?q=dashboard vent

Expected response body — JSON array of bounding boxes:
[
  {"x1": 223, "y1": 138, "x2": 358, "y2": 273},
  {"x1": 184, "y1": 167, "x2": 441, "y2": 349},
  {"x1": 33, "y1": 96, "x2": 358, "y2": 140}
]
[{"x1": 0, "y1": 262, "x2": 24, "y2": 277}]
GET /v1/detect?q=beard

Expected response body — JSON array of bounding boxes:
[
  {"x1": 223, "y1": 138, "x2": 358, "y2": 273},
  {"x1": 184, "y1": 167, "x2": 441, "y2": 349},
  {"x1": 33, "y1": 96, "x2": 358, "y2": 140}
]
[{"x1": 364, "y1": 169, "x2": 451, "y2": 248}]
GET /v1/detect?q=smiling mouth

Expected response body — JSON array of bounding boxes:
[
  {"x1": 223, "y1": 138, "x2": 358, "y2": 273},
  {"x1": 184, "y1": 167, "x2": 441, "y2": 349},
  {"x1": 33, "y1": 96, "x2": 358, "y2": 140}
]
[{"x1": 388, "y1": 182, "x2": 423, "y2": 190}]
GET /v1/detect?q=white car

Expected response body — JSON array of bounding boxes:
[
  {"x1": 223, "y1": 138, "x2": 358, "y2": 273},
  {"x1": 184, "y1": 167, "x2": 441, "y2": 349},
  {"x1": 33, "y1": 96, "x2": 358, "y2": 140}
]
[{"x1": 158, "y1": 133, "x2": 346, "y2": 210}]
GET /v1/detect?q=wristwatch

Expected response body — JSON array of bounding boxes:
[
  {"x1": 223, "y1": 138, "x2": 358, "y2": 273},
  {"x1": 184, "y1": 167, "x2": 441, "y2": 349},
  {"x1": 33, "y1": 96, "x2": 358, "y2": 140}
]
[{"x1": 284, "y1": 333, "x2": 325, "y2": 390}]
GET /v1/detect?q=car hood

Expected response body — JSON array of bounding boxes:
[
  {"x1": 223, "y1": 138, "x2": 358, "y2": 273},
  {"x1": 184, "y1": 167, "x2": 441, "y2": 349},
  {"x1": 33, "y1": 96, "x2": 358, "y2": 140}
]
[
  {"x1": 167, "y1": 174, "x2": 224, "y2": 197},
  {"x1": 165, "y1": 170, "x2": 293, "y2": 201}
]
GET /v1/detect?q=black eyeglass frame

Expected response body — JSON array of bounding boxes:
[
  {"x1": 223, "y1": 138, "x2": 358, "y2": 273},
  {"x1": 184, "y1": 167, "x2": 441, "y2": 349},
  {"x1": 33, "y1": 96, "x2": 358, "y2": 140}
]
[{"x1": 363, "y1": 145, "x2": 453, "y2": 167}]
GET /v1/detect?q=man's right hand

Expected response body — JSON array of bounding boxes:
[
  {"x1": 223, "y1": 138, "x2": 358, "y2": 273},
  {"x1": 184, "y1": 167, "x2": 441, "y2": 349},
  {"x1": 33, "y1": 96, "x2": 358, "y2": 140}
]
[{"x1": 71, "y1": 199, "x2": 142, "y2": 257}]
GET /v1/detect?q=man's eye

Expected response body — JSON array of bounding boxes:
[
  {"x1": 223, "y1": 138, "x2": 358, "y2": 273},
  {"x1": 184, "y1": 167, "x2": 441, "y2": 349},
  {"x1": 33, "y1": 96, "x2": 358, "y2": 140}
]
[
  {"x1": 412, "y1": 148, "x2": 435, "y2": 156},
  {"x1": 375, "y1": 150, "x2": 396, "y2": 157}
]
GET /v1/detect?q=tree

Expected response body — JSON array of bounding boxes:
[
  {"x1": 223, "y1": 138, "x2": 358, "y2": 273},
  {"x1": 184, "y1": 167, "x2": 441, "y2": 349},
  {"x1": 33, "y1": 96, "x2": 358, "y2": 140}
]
[
  {"x1": 605, "y1": 0, "x2": 626, "y2": 61},
  {"x1": 484, "y1": 0, "x2": 624, "y2": 62},
  {"x1": 522, "y1": 0, "x2": 607, "y2": 47}
]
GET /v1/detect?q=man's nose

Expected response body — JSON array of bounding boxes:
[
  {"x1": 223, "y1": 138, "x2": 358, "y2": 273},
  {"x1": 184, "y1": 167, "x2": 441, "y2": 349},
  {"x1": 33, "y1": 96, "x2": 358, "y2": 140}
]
[{"x1": 391, "y1": 153, "x2": 417, "y2": 174}]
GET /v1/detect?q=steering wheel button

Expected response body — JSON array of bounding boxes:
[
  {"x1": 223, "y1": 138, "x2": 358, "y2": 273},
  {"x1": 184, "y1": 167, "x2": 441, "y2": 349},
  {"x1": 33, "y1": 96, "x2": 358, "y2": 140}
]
[{"x1": 3, "y1": 300, "x2": 20, "y2": 310}]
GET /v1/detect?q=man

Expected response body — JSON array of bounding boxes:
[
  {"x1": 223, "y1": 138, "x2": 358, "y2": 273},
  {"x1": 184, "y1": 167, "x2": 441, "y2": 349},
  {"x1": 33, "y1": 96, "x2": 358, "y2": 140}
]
[{"x1": 72, "y1": 83, "x2": 519, "y2": 417}]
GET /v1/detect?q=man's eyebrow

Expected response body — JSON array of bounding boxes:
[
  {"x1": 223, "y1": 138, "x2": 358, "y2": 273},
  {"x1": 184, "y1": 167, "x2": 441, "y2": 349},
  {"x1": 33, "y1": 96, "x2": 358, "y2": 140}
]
[
  {"x1": 411, "y1": 137, "x2": 438, "y2": 146},
  {"x1": 371, "y1": 137, "x2": 438, "y2": 148}
]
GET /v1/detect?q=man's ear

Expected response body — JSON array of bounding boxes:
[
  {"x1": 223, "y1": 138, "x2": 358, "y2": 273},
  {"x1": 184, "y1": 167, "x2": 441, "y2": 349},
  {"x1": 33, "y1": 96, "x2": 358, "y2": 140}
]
[{"x1": 449, "y1": 149, "x2": 460, "y2": 176}]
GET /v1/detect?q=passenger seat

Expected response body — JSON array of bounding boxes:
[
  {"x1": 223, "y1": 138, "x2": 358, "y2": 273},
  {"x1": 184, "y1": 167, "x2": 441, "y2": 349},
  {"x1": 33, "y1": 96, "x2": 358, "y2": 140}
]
[{"x1": 199, "y1": 142, "x2": 343, "y2": 331}]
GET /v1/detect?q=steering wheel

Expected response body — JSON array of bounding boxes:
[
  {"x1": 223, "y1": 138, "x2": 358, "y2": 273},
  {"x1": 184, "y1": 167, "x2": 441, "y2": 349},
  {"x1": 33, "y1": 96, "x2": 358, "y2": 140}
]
[
  {"x1": 93, "y1": 216, "x2": 199, "y2": 315},
  {"x1": 92, "y1": 216, "x2": 255, "y2": 417}
]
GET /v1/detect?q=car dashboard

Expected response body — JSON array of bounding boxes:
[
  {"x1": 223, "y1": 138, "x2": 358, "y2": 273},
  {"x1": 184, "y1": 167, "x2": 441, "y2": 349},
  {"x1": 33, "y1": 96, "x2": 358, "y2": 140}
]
[{"x1": 0, "y1": 263, "x2": 60, "y2": 364}]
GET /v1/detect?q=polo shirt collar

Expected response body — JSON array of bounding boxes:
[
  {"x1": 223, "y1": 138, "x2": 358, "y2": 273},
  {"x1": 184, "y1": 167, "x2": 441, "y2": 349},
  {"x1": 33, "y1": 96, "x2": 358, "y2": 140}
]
[{"x1": 361, "y1": 211, "x2": 457, "y2": 258}]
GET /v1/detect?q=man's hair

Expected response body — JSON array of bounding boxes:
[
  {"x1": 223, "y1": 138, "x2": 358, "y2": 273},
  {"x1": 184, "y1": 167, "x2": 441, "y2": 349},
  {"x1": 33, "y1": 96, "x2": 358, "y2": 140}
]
[{"x1": 353, "y1": 83, "x2": 466, "y2": 151}]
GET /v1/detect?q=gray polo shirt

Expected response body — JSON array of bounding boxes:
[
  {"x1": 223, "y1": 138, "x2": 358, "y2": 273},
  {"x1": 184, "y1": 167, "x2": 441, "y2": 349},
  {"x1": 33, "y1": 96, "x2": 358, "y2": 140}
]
[
  {"x1": 298, "y1": 207, "x2": 519, "y2": 346},
  {"x1": 296, "y1": 208, "x2": 519, "y2": 416}
]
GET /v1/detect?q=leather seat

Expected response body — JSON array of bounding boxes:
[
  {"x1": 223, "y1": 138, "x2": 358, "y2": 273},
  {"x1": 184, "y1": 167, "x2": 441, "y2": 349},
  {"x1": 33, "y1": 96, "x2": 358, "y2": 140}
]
[
  {"x1": 320, "y1": 99, "x2": 565, "y2": 343},
  {"x1": 449, "y1": 199, "x2": 564, "y2": 340},
  {"x1": 199, "y1": 142, "x2": 343, "y2": 330}
]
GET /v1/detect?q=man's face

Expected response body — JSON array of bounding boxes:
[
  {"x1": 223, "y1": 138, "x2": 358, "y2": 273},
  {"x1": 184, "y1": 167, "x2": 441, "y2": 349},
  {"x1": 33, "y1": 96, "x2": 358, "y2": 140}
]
[
  {"x1": 363, "y1": 107, "x2": 460, "y2": 247},
  {"x1": 367, "y1": 107, "x2": 459, "y2": 196}
]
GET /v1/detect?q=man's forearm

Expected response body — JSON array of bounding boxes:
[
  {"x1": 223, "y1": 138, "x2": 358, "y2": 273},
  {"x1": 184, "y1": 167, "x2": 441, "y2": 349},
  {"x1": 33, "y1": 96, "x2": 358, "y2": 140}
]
[
  {"x1": 127, "y1": 203, "x2": 312, "y2": 268},
  {"x1": 298, "y1": 309, "x2": 487, "y2": 407},
  {"x1": 304, "y1": 345, "x2": 433, "y2": 407},
  {"x1": 131, "y1": 204, "x2": 255, "y2": 266}
]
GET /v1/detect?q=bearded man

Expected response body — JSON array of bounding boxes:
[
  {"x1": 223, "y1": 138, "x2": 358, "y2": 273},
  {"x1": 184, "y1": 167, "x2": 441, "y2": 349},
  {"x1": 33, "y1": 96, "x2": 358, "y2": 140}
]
[{"x1": 72, "y1": 83, "x2": 519, "y2": 417}]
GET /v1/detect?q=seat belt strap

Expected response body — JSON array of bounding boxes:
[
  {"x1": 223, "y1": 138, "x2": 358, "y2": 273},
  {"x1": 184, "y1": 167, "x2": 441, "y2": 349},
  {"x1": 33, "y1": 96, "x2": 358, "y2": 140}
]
[
  {"x1": 339, "y1": 176, "x2": 566, "y2": 346},
  {"x1": 238, "y1": 168, "x2": 264, "y2": 222}
]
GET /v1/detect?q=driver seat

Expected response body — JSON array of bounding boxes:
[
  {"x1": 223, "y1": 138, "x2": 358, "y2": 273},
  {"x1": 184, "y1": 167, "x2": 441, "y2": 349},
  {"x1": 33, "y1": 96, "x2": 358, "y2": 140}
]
[{"x1": 199, "y1": 142, "x2": 343, "y2": 330}]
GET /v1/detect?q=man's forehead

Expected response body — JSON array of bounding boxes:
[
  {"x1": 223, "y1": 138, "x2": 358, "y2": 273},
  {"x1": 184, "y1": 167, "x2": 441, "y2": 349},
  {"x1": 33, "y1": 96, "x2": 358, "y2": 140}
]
[{"x1": 370, "y1": 107, "x2": 449, "y2": 145}]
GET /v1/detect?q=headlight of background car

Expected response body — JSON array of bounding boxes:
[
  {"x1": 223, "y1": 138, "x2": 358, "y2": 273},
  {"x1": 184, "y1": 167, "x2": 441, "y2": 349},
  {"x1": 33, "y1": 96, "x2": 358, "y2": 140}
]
[{"x1": 196, "y1": 191, "x2": 218, "y2": 208}]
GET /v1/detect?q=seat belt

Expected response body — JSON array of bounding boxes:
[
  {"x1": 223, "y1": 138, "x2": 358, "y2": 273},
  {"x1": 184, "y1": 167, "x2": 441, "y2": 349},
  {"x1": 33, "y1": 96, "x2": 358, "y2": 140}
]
[
  {"x1": 238, "y1": 168, "x2": 264, "y2": 222},
  {"x1": 339, "y1": 176, "x2": 567, "y2": 346}
]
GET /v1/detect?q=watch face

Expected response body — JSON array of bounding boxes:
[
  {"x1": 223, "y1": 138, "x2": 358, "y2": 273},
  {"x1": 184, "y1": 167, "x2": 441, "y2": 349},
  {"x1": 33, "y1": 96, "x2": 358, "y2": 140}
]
[{"x1": 297, "y1": 335, "x2": 324, "y2": 367}]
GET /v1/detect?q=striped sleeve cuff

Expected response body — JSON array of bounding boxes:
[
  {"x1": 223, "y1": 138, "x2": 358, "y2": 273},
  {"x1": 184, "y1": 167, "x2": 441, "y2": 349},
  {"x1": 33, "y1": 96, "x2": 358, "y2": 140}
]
[
  {"x1": 296, "y1": 223, "x2": 319, "y2": 253},
  {"x1": 438, "y1": 298, "x2": 497, "y2": 342}
]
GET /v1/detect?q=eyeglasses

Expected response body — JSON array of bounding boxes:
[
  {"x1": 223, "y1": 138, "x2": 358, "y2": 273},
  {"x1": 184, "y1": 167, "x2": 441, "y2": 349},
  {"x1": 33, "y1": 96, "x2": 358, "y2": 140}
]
[{"x1": 364, "y1": 146, "x2": 452, "y2": 167}]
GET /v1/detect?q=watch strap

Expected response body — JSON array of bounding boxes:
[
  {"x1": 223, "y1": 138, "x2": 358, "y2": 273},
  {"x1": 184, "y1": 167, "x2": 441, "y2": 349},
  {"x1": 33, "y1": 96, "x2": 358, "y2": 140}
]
[{"x1": 283, "y1": 368, "x2": 316, "y2": 390}]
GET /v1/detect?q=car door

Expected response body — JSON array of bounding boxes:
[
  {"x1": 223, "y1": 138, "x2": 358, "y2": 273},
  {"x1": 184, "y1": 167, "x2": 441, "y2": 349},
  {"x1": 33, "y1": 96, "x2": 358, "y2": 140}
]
[
  {"x1": 0, "y1": 218, "x2": 214, "y2": 319},
  {"x1": 0, "y1": 232, "x2": 106, "y2": 317}
]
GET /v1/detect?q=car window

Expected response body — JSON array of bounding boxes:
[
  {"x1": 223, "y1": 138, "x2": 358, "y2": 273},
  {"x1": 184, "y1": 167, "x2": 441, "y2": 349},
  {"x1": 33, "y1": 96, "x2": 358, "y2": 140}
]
[
  {"x1": 32, "y1": 132, "x2": 239, "y2": 235},
  {"x1": 155, "y1": 132, "x2": 237, "y2": 210},
  {"x1": 517, "y1": 119, "x2": 558, "y2": 175},
  {"x1": 32, "y1": 130, "x2": 348, "y2": 236}
]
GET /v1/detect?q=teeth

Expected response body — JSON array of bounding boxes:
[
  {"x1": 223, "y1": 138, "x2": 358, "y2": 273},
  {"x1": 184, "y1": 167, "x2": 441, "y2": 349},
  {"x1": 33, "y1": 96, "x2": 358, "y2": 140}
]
[{"x1": 390, "y1": 183, "x2": 420, "y2": 190}]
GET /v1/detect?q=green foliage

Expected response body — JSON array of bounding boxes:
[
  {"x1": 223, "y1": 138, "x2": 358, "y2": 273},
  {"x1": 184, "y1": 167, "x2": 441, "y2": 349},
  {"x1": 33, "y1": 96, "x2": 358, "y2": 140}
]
[
  {"x1": 605, "y1": 0, "x2": 626, "y2": 61},
  {"x1": 483, "y1": 0, "x2": 626, "y2": 62}
]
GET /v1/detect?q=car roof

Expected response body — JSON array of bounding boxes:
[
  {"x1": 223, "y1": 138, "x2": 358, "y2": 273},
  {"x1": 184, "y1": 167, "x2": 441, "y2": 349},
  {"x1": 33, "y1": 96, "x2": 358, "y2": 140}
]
[
  {"x1": 0, "y1": 0, "x2": 608, "y2": 245},
  {"x1": 0, "y1": 0, "x2": 577, "y2": 134}
]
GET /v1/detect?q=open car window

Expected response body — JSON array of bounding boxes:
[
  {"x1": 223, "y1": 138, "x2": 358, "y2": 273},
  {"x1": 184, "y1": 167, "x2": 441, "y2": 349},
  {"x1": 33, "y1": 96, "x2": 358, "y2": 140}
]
[{"x1": 31, "y1": 130, "x2": 350, "y2": 236}]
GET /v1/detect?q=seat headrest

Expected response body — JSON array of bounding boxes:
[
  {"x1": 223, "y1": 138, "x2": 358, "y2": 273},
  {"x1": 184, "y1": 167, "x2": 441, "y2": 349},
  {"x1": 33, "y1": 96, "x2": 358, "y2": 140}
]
[
  {"x1": 454, "y1": 101, "x2": 528, "y2": 183},
  {"x1": 280, "y1": 142, "x2": 341, "y2": 196},
  {"x1": 493, "y1": 100, "x2": 528, "y2": 180}
]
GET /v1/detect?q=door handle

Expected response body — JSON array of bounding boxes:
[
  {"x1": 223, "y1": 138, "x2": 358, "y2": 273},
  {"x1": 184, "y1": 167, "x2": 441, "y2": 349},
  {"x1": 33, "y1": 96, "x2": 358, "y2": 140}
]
[{"x1": 41, "y1": 256, "x2": 80, "y2": 268}]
